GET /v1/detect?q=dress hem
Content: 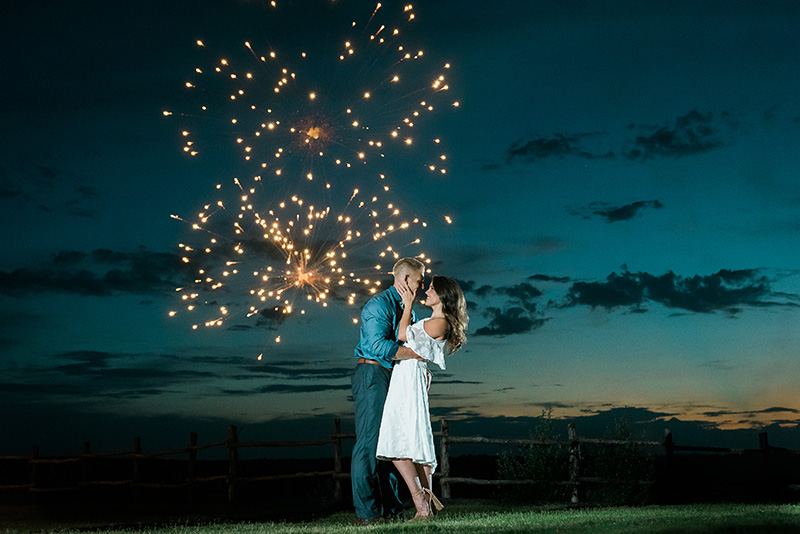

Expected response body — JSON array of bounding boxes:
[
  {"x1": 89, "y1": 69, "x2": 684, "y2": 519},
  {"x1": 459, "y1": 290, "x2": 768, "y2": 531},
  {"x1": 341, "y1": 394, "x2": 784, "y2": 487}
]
[{"x1": 377, "y1": 455, "x2": 437, "y2": 471}]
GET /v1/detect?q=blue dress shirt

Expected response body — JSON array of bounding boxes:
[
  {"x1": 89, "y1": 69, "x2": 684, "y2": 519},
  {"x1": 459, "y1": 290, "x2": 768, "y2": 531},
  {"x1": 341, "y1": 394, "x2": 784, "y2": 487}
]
[{"x1": 354, "y1": 286, "x2": 417, "y2": 369}]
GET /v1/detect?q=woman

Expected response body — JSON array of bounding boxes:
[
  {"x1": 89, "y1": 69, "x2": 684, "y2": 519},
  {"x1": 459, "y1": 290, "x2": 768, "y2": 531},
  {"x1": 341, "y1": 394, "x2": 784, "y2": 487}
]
[{"x1": 375, "y1": 275, "x2": 468, "y2": 520}]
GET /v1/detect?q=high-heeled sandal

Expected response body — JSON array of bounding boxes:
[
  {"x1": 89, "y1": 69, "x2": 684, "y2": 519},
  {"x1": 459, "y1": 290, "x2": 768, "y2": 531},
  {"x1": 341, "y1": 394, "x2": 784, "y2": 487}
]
[
  {"x1": 422, "y1": 487, "x2": 444, "y2": 512},
  {"x1": 409, "y1": 489, "x2": 434, "y2": 522},
  {"x1": 408, "y1": 488, "x2": 444, "y2": 522}
]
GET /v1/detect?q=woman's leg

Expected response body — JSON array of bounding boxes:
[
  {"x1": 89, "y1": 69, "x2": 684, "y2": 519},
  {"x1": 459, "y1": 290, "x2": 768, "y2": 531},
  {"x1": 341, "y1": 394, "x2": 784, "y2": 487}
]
[
  {"x1": 413, "y1": 463, "x2": 443, "y2": 512},
  {"x1": 392, "y1": 459, "x2": 431, "y2": 517},
  {"x1": 414, "y1": 463, "x2": 433, "y2": 491}
]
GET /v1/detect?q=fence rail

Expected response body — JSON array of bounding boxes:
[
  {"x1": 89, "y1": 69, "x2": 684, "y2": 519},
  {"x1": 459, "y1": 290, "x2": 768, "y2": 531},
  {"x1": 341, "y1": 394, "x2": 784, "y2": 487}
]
[
  {"x1": 437, "y1": 422, "x2": 796, "y2": 502},
  {"x1": 0, "y1": 418, "x2": 795, "y2": 506}
]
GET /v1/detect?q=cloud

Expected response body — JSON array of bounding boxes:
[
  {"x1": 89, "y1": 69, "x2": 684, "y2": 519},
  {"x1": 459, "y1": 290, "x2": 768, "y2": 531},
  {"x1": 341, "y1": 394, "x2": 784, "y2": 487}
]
[
  {"x1": 235, "y1": 362, "x2": 353, "y2": 381},
  {"x1": 563, "y1": 268, "x2": 796, "y2": 314},
  {"x1": 506, "y1": 133, "x2": 614, "y2": 162},
  {"x1": 223, "y1": 383, "x2": 352, "y2": 395},
  {"x1": 497, "y1": 282, "x2": 542, "y2": 312},
  {"x1": 625, "y1": 110, "x2": 731, "y2": 160},
  {"x1": 0, "y1": 247, "x2": 190, "y2": 297},
  {"x1": 0, "y1": 187, "x2": 28, "y2": 200},
  {"x1": 256, "y1": 306, "x2": 291, "y2": 328},
  {"x1": 464, "y1": 279, "x2": 551, "y2": 337},
  {"x1": 568, "y1": 200, "x2": 664, "y2": 223},
  {"x1": 702, "y1": 406, "x2": 800, "y2": 418},
  {"x1": 0, "y1": 382, "x2": 89, "y2": 395},
  {"x1": 0, "y1": 154, "x2": 101, "y2": 217},
  {"x1": 433, "y1": 377, "x2": 483, "y2": 386},
  {"x1": 474, "y1": 306, "x2": 546, "y2": 337},
  {"x1": 0, "y1": 350, "x2": 219, "y2": 418},
  {"x1": 51, "y1": 349, "x2": 115, "y2": 373},
  {"x1": 46, "y1": 350, "x2": 217, "y2": 383},
  {"x1": 497, "y1": 110, "x2": 736, "y2": 167},
  {"x1": 52, "y1": 250, "x2": 89, "y2": 266},
  {"x1": 524, "y1": 237, "x2": 570, "y2": 255},
  {"x1": 464, "y1": 280, "x2": 542, "y2": 300},
  {"x1": 6, "y1": 349, "x2": 361, "y2": 406},
  {"x1": 528, "y1": 274, "x2": 571, "y2": 283},
  {"x1": 464, "y1": 267, "x2": 795, "y2": 336}
]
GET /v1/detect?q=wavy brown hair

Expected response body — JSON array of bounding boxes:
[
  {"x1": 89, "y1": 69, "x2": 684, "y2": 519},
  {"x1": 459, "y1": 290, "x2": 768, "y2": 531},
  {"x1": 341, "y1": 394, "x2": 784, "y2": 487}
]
[{"x1": 431, "y1": 275, "x2": 468, "y2": 355}]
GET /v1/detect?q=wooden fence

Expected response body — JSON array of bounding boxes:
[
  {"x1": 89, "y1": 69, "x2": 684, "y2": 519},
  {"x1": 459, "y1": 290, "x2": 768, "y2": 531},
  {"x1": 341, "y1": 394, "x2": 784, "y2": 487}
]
[
  {"x1": 0, "y1": 420, "x2": 354, "y2": 505},
  {"x1": 0, "y1": 418, "x2": 796, "y2": 506},
  {"x1": 436, "y1": 421, "x2": 798, "y2": 501}
]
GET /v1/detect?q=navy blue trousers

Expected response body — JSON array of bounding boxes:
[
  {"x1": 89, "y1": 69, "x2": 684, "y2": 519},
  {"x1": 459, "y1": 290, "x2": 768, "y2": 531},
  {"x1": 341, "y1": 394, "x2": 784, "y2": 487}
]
[{"x1": 351, "y1": 363, "x2": 403, "y2": 520}]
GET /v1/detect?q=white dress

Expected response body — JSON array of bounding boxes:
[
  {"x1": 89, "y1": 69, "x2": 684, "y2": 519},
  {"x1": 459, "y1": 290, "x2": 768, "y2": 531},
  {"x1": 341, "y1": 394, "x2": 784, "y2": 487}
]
[{"x1": 376, "y1": 318, "x2": 447, "y2": 471}]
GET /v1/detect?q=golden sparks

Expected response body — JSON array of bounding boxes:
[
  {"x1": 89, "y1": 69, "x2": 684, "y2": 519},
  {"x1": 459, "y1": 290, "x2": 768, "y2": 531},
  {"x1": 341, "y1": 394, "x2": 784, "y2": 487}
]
[{"x1": 168, "y1": 1, "x2": 456, "y2": 343}]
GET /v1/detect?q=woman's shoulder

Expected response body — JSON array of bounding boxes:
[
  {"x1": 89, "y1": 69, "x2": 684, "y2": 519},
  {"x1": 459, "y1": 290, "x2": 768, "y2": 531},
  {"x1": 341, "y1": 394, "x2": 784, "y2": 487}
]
[{"x1": 422, "y1": 317, "x2": 447, "y2": 341}]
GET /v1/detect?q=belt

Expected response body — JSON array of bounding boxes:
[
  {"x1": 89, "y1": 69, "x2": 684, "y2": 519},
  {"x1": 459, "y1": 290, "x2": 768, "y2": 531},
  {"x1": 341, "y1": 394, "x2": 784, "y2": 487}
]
[{"x1": 357, "y1": 358, "x2": 383, "y2": 367}]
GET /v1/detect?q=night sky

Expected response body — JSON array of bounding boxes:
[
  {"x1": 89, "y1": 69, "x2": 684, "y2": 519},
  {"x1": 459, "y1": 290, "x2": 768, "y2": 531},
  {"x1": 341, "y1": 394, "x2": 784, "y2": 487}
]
[{"x1": 2, "y1": 0, "x2": 800, "y2": 456}]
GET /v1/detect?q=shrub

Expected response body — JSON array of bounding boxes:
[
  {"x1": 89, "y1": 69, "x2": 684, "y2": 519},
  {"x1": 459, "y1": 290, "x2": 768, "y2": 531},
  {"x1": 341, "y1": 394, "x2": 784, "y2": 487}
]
[
  {"x1": 581, "y1": 416, "x2": 655, "y2": 505},
  {"x1": 497, "y1": 409, "x2": 571, "y2": 503},
  {"x1": 498, "y1": 411, "x2": 655, "y2": 505}
]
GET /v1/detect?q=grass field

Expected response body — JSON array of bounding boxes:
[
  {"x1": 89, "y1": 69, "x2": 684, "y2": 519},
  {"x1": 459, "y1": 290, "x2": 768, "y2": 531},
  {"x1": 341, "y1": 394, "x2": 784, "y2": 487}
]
[{"x1": 3, "y1": 503, "x2": 800, "y2": 534}]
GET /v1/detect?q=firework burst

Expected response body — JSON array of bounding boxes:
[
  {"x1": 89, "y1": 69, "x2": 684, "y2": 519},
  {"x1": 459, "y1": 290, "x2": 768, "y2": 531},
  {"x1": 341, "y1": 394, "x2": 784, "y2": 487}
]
[
  {"x1": 164, "y1": 1, "x2": 458, "y2": 192},
  {"x1": 167, "y1": 1, "x2": 456, "y2": 338},
  {"x1": 170, "y1": 177, "x2": 430, "y2": 332}
]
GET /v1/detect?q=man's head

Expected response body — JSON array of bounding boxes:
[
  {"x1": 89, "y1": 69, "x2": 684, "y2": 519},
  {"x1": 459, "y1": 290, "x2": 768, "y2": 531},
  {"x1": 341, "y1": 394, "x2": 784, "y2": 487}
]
[{"x1": 392, "y1": 257, "x2": 425, "y2": 293}]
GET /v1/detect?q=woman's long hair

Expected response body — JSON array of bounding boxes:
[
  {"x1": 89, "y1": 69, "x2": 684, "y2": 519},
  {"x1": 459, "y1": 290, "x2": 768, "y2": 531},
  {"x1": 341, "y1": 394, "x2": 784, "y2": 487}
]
[{"x1": 431, "y1": 275, "x2": 468, "y2": 355}]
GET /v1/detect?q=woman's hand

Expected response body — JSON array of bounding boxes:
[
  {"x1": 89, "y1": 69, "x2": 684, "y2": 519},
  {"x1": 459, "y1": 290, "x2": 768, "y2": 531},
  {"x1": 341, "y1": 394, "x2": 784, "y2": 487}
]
[{"x1": 397, "y1": 280, "x2": 416, "y2": 311}]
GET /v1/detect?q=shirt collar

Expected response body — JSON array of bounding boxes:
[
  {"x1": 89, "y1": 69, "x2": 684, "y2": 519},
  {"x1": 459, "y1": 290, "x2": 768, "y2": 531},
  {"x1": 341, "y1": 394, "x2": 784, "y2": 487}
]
[
  {"x1": 388, "y1": 285, "x2": 400, "y2": 300},
  {"x1": 388, "y1": 285, "x2": 404, "y2": 308}
]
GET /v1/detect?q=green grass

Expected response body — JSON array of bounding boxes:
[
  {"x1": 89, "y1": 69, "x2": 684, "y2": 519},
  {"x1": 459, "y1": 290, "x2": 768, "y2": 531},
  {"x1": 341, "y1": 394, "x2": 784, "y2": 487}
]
[{"x1": 4, "y1": 503, "x2": 800, "y2": 534}]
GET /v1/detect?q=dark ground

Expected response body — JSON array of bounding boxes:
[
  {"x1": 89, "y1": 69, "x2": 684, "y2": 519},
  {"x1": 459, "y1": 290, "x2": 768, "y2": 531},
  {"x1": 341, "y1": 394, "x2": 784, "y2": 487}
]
[{"x1": 2, "y1": 452, "x2": 800, "y2": 532}]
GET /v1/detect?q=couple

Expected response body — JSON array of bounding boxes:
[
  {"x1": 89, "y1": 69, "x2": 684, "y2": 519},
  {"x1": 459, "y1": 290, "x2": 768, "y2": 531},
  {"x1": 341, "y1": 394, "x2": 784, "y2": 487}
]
[{"x1": 351, "y1": 257, "x2": 468, "y2": 524}]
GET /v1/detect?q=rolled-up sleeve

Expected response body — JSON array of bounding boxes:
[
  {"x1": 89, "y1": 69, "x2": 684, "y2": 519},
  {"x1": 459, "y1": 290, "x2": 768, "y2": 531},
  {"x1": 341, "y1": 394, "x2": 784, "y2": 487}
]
[{"x1": 357, "y1": 298, "x2": 401, "y2": 365}]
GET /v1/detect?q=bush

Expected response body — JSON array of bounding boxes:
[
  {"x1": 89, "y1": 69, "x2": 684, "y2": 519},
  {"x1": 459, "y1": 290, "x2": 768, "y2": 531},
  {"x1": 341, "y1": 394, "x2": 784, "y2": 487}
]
[
  {"x1": 497, "y1": 410, "x2": 571, "y2": 503},
  {"x1": 581, "y1": 416, "x2": 655, "y2": 505},
  {"x1": 497, "y1": 411, "x2": 655, "y2": 505}
]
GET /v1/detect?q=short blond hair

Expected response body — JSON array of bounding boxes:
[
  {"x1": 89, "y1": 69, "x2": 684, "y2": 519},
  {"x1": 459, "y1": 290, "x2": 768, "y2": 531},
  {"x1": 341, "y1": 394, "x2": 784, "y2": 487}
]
[{"x1": 392, "y1": 257, "x2": 425, "y2": 278}]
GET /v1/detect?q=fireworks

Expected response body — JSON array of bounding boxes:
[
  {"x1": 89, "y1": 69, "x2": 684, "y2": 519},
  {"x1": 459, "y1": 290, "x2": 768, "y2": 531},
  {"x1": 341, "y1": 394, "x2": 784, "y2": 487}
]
[
  {"x1": 171, "y1": 181, "x2": 429, "y2": 329},
  {"x1": 168, "y1": 2, "x2": 455, "y2": 188},
  {"x1": 167, "y1": 1, "x2": 456, "y2": 338}
]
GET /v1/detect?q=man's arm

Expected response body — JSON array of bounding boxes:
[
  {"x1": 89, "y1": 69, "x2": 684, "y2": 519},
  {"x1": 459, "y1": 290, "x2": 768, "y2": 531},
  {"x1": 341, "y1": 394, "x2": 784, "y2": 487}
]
[
  {"x1": 360, "y1": 297, "x2": 423, "y2": 363},
  {"x1": 394, "y1": 344, "x2": 424, "y2": 361}
]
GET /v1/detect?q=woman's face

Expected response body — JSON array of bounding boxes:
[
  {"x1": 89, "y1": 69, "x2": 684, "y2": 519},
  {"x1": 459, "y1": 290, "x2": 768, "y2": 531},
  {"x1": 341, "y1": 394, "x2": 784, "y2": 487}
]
[{"x1": 424, "y1": 283, "x2": 440, "y2": 307}]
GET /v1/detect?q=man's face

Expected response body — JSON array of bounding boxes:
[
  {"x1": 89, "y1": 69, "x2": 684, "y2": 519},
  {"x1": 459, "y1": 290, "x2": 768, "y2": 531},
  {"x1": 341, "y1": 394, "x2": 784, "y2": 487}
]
[{"x1": 407, "y1": 270, "x2": 424, "y2": 293}]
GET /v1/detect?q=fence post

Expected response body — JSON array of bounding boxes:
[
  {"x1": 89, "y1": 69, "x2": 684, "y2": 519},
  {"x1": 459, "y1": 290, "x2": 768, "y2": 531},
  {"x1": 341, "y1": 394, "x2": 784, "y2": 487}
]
[
  {"x1": 439, "y1": 419, "x2": 450, "y2": 499},
  {"x1": 333, "y1": 418, "x2": 343, "y2": 500},
  {"x1": 132, "y1": 437, "x2": 142, "y2": 503},
  {"x1": 187, "y1": 432, "x2": 198, "y2": 504},
  {"x1": 759, "y1": 431, "x2": 772, "y2": 480},
  {"x1": 568, "y1": 423, "x2": 580, "y2": 504},
  {"x1": 664, "y1": 429, "x2": 674, "y2": 466},
  {"x1": 227, "y1": 424, "x2": 239, "y2": 505},
  {"x1": 664, "y1": 429, "x2": 675, "y2": 477},
  {"x1": 759, "y1": 432, "x2": 770, "y2": 461},
  {"x1": 81, "y1": 441, "x2": 91, "y2": 489},
  {"x1": 663, "y1": 429, "x2": 675, "y2": 500},
  {"x1": 29, "y1": 445, "x2": 40, "y2": 504}
]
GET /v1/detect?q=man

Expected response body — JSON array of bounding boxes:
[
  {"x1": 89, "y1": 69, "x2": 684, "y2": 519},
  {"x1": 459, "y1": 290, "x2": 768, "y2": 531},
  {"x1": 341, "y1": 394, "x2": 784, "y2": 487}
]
[{"x1": 351, "y1": 257, "x2": 425, "y2": 525}]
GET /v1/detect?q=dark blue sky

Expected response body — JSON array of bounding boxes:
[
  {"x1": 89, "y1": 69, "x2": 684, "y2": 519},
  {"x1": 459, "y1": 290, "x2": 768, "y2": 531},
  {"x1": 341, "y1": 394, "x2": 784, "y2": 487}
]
[{"x1": 2, "y1": 0, "x2": 800, "y2": 455}]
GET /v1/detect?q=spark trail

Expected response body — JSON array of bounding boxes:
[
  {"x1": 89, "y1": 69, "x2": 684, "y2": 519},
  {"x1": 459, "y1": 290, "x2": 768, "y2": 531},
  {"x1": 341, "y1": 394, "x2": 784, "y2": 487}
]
[{"x1": 166, "y1": 2, "x2": 457, "y2": 339}]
